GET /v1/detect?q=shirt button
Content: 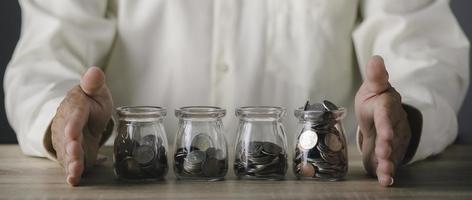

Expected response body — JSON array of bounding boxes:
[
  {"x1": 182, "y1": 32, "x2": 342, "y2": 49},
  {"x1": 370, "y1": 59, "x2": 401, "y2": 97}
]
[{"x1": 217, "y1": 63, "x2": 229, "y2": 73}]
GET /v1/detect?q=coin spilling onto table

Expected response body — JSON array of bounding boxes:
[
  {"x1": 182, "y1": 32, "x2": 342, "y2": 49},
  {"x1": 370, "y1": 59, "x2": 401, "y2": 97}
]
[
  {"x1": 234, "y1": 141, "x2": 288, "y2": 179},
  {"x1": 293, "y1": 100, "x2": 348, "y2": 180},
  {"x1": 114, "y1": 134, "x2": 168, "y2": 180}
]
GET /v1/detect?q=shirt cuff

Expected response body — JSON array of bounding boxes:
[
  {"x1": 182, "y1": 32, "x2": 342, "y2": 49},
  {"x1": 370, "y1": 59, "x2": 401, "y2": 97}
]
[{"x1": 20, "y1": 97, "x2": 63, "y2": 161}]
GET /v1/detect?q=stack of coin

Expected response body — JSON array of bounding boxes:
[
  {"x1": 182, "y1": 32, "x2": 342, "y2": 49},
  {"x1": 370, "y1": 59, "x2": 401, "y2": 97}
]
[
  {"x1": 114, "y1": 134, "x2": 168, "y2": 180},
  {"x1": 234, "y1": 141, "x2": 287, "y2": 179},
  {"x1": 293, "y1": 100, "x2": 348, "y2": 180},
  {"x1": 174, "y1": 133, "x2": 228, "y2": 179}
]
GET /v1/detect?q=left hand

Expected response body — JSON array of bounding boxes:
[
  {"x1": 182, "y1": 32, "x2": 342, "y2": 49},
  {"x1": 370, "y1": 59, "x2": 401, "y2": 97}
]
[{"x1": 355, "y1": 55, "x2": 412, "y2": 187}]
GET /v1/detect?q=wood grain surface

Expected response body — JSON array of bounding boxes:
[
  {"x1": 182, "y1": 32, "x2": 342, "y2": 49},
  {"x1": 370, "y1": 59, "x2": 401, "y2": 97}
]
[{"x1": 0, "y1": 144, "x2": 471, "y2": 199}]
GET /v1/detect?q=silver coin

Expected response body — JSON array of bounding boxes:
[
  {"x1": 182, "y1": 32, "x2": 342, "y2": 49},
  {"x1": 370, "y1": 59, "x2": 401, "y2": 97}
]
[
  {"x1": 303, "y1": 101, "x2": 310, "y2": 110},
  {"x1": 134, "y1": 145, "x2": 155, "y2": 165},
  {"x1": 214, "y1": 149, "x2": 225, "y2": 160},
  {"x1": 142, "y1": 134, "x2": 157, "y2": 146},
  {"x1": 322, "y1": 100, "x2": 338, "y2": 111},
  {"x1": 185, "y1": 150, "x2": 206, "y2": 164},
  {"x1": 191, "y1": 133, "x2": 213, "y2": 151},
  {"x1": 309, "y1": 103, "x2": 325, "y2": 111},
  {"x1": 299, "y1": 130, "x2": 318, "y2": 150}
]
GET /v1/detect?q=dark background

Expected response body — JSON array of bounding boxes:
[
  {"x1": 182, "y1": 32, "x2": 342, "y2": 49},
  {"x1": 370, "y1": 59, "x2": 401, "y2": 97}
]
[{"x1": 1, "y1": 1, "x2": 471, "y2": 144}]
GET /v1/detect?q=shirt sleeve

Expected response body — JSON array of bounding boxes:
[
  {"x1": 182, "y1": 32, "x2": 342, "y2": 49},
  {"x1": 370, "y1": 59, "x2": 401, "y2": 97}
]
[
  {"x1": 353, "y1": 0, "x2": 470, "y2": 163},
  {"x1": 4, "y1": 0, "x2": 116, "y2": 159}
]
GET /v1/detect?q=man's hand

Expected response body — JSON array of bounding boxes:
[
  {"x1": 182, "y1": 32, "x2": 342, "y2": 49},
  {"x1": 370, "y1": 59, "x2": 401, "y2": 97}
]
[
  {"x1": 355, "y1": 56, "x2": 411, "y2": 187},
  {"x1": 51, "y1": 67, "x2": 113, "y2": 186}
]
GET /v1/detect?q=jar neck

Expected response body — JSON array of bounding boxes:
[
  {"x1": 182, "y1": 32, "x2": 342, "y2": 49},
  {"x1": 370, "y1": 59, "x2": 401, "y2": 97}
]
[
  {"x1": 236, "y1": 106, "x2": 286, "y2": 121},
  {"x1": 116, "y1": 106, "x2": 166, "y2": 122},
  {"x1": 175, "y1": 106, "x2": 226, "y2": 120},
  {"x1": 294, "y1": 108, "x2": 346, "y2": 123}
]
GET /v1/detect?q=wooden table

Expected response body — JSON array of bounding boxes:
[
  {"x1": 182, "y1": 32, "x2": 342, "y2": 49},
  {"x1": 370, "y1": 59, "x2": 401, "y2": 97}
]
[{"x1": 0, "y1": 144, "x2": 471, "y2": 199}]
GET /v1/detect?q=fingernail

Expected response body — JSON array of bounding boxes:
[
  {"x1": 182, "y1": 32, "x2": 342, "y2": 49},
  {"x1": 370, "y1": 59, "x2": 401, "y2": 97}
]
[
  {"x1": 66, "y1": 175, "x2": 72, "y2": 185},
  {"x1": 389, "y1": 177, "x2": 394, "y2": 186}
]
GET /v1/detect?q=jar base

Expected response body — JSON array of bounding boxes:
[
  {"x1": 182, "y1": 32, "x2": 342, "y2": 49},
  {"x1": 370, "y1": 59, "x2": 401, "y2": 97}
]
[
  {"x1": 236, "y1": 175, "x2": 285, "y2": 181},
  {"x1": 116, "y1": 176, "x2": 166, "y2": 182},
  {"x1": 176, "y1": 176, "x2": 225, "y2": 182},
  {"x1": 296, "y1": 176, "x2": 345, "y2": 181}
]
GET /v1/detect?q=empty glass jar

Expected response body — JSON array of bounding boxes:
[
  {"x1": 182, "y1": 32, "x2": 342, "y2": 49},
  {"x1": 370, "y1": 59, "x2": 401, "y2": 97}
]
[
  {"x1": 173, "y1": 106, "x2": 228, "y2": 181},
  {"x1": 293, "y1": 101, "x2": 348, "y2": 180},
  {"x1": 233, "y1": 106, "x2": 288, "y2": 180},
  {"x1": 113, "y1": 106, "x2": 169, "y2": 181}
]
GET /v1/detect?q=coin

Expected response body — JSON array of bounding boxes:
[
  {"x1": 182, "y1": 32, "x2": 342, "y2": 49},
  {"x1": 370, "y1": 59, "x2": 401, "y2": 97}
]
[
  {"x1": 186, "y1": 150, "x2": 206, "y2": 164},
  {"x1": 303, "y1": 101, "x2": 310, "y2": 110},
  {"x1": 121, "y1": 156, "x2": 140, "y2": 175},
  {"x1": 262, "y1": 142, "x2": 282, "y2": 155},
  {"x1": 235, "y1": 141, "x2": 287, "y2": 178},
  {"x1": 324, "y1": 133, "x2": 342, "y2": 152},
  {"x1": 191, "y1": 133, "x2": 213, "y2": 151},
  {"x1": 322, "y1": 100, "x2": 338, "y2": 111},
  {"x1": 299, "y1": 163, "x2": 316, "y2": 177},
  {"x1": 309, "y1": 103, "x2": 325, "y2": 111},
  {"x1": 206, "y1": 147, "x2": 225, "y2": 160},
  {"x1": 142, "y1": 134, "x2": 156, "y2": 146},
  {"x1": 134, "y1": 145, "x2": 155, "y2": 165},
  {"x1": 203, "y1": 157, "x2": 220, "y2": 177},
  {"x1": 299, "y1": 130, "x2": 318, "y2": 150}
]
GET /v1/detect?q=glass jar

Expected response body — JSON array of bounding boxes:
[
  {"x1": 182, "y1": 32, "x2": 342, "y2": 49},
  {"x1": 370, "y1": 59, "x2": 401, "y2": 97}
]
[
  {"x1": 173, "y1": 106, "x2": 228, "y2": 181},
  {"x1": 113, "y1": 106, "x2": 169, "y2": 181},
  {"x1": 233, "y1": 106, "x2": 288, "y2": 180},
  {"x1": 293, "y1": 101, "x2": 348, "y2": 180}
]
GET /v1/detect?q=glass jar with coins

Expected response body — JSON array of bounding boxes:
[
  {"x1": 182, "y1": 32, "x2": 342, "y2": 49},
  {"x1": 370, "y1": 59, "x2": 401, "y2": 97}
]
[
  {"x1": 173, "y1": 106, "x2": 228, "y2": 181},
  {"x1": 293, "y1": 101, "x2": 348, "y2": 181},
  {"x1": 233, "y1": 106, "x2": 288, "y2": 180},
  {"x1": 113, "y1": 106, "x2": 169, "y2": 181}
]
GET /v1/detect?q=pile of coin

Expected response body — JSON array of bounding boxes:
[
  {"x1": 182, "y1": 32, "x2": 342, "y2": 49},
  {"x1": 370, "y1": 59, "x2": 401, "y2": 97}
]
[
  {"x1": 234, "y1": 141, "x2": 287, "y2": 179},
  {"x1": 174, "y1": 133, "x2": 228, "y2": 179},
  {"x1": 114, "y1": 134, "x2": 168, "y2": 180},
  {"x1": 293, "y1": 100, "x2": 347, "y2": 180}
]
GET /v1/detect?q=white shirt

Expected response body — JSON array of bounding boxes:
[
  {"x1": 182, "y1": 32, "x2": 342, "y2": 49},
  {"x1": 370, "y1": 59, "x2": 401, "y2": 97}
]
[{"x1": 4, "y1": 0, "x2": 469, "y2": 163}]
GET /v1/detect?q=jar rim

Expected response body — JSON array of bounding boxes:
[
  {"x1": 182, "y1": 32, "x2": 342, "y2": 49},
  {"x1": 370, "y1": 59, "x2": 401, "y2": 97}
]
[
  {"x1": 175, "y1": 106, "x2": 226, "y2": 118},
  {"x1": 294, "y1": 107, "x2": 346, "y2": 120},
  {"x1": 116, "y1": 106, "x2": 166, "y2": 118},
  {"x1": 236, "y1": 106, "x2": 286, "y2": 119}
]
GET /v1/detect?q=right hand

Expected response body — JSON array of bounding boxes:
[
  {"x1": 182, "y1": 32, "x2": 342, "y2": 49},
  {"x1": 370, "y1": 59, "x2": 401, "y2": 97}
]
[{"x1": 51, "y1": 67, "x2": 113, "y2": 186}]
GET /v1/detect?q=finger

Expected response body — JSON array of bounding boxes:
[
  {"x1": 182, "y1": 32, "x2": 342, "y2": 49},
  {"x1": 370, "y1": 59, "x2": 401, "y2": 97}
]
[
  {"x1": 375, "y1": 139, "x2": 392, "y2": 160},
  {"x1": 80, "y1": 67, "x2": 106, "y2": 97},
  {"x1": 67, "y1": 160, "x2": 84, "y2": 186},
  {"x1": 65, "y1": 140, "x2": 84, "y2": 186},
  {"x1": 66, "y1": 139, "x2": 84, "y2": 161},
  {"x1": 79, "y1": 67, "x2": 113, "y2": 133},
  {"x1": 377, "y1": 159, "x2": 395, "y2": 187},
  {"x1": 79, "y1": 67, "x2": 112, "y2": 108},
  {"x1": 64, "y1": 108, "x2": 89, "y2": 142},
  {"x1": 365, "y1": 55, "x2": 391, "y2": 94},
  {"x1": 374, "y1": 106, "x2": 395, "y2": 143},
  {"x1": 377, "y1": 170, "x2": 394, "y2": 187}
]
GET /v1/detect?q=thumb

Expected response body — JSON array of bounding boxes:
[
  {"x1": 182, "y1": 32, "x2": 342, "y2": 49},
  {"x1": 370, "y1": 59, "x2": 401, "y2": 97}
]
[
  {"x1": 365, "y1": 55, "x2": 391, "y2": 94},
  {"x1": 79, "y1": 67, "x2": 113, "y2": 137},
  {"x1": 80, "y1": 66, "x2": 106, "y2": 97}
]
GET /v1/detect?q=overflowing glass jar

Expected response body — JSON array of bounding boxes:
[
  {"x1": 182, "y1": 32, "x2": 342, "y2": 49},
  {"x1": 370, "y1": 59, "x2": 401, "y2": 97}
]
[
  {"x1": 233, "y1": 106, "x2": 288, "y2": 180},
  {"x1": 293, "y1": 101, "x2": 348, "y2": 180},
  {"x1": 113, "y1": 106, "x2": 169, "y2": 181},
  {"x1": 173, "y1": 106, "x2": 228, "y2": 181}
]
